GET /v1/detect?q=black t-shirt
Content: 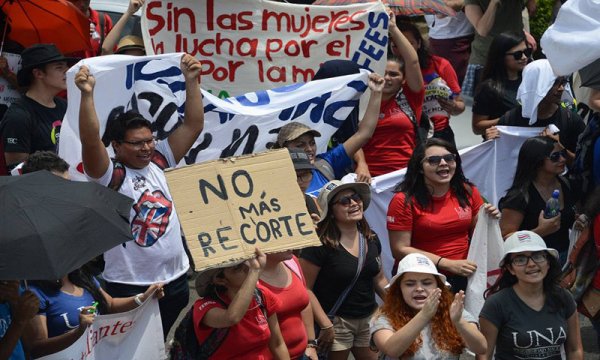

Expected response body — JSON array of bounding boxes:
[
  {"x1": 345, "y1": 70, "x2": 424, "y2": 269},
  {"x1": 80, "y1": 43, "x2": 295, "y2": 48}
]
[
  {"x1": 473, "y1": 78, "x2": 521, "y2": 118},
  {"x1": 498, "y1": 106, "x2": 585, "y2": 153},
  {"x1": 498, "y1": 177, "x2": 576, "y2": 252},
  {"x1": 300, "y1": 234, "x2": 381, "y2": 318},
  {"x1": 0, "y1": 96, "x2": 67, "y2": 156}
]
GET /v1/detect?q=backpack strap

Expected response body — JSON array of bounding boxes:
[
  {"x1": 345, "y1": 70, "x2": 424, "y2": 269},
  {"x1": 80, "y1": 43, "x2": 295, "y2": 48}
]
[
  {"x1": 314, "y1": 158, "x2": 335, "y2": 181},
  {"x1": 152, "y1": 150, "x2": 169, "y2": 170},
  {"x1": 108, "y1": 159, "x2": 126, "y2": 192}
]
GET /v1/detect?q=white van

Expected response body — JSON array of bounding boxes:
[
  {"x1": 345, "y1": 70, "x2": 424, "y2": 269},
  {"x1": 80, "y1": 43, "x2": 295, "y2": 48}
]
[{"x1": 90, "y1": 0, "x2": 142, "y2": 39}]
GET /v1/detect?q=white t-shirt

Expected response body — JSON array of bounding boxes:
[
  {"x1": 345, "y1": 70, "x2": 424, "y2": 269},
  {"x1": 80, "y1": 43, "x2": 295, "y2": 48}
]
[
  {"x1": 425, "y1": 12, "x2": 474, "y2": 39},
  {"x1": 89, "y1": 140, "x2": 189, "y2": 285},
  {"x1": 370, "y1": 309, "x2": 476, "y2": 360}
]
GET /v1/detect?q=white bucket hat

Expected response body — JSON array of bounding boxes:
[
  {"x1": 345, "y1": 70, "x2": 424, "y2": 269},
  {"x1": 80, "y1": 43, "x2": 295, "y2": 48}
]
[
  {"x1": 500, "y1": 230, "x2": 559, "y2": 266},
  {"x1": 387, "y1": 253, "x2": 446, "y2": 289}
]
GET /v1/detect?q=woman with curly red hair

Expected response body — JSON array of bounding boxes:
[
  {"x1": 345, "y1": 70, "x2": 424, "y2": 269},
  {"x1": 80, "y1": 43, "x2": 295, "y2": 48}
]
[{"x1": 370, "y1": 253, "x2": 486, "y2": 359}]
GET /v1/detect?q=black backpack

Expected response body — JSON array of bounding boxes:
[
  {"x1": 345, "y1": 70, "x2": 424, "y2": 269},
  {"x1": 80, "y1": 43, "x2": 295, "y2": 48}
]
[{"x1": 169, "y1": 288, "x2": 267, "y2": 360}]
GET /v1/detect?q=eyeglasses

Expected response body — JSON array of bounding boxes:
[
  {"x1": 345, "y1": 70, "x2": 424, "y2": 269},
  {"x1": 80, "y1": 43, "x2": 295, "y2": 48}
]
[
  {"x1": 120, "y1": 137, "x2": 156, "y2": 150},
  {"x1": 296, "y1": 171, "x2": 313, "y2": 182},
  {"x1": 422, "y1": 153, "x2": 456, "y2": 166},
  {"x1": 548, "y1": 149, "x2": 567, "y2": 162},
  {"x1": 505, "y1": 47, "x2": 533, "y2": 60},
  {"x1": 334, "y1": 193, "x2": 362, "y2": 206},
  {"x1": 510, "y1": 252, "x2": 548, "y2": 266}
]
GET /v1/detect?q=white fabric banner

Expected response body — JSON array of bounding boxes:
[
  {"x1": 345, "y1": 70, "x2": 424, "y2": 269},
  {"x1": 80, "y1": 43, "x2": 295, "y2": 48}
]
[
  {"x1": 59, "y1": 53, "x2": 370, "y2": 180},
  {"x1": 464, "y1": 207, "x2": 504, "y2": 318},
  {"x1": 362, "y1": 126, "x2": 543, "y2": 277},
  {"x1": 541, "y1": 0, "x2": 600, "y2": 76},
  {"x1": 140, "y1": 0, "x2": 387, "y2": 98},
  {"x1": 37, "y1": 298, "x2": 164, "y2": 360}
]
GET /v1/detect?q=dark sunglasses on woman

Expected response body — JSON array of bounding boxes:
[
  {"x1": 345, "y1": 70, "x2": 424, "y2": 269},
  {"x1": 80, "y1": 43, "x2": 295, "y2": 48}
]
[
  {"x1": 548, "y1": 149, "x2": 567, "y2": 162},
  {"x1": 505, "y1": 47, "x2": 533, "y2": 60},
  {"x1": 334, "y1": 193, "x2": 362, "y2": 206},
  {"x1": 423, "y1": 153, "x2": 456, "y2": 166}
]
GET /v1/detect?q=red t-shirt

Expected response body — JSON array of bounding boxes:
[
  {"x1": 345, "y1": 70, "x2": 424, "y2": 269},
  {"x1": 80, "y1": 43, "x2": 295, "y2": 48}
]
[
  {"x1": 422, "y1": 56, "x2": 461, "y2": 132},
  {"x1": 387, "y1": 186, "x2": 483, "y2": 262},
  {"x1": 70, "y1": 8, "x2": 113, "y2": 58},
  {"x1": 192, "y1": 285, "x2": 281, "y2": 360},
  {"x1": 259, "y1": 257, "x2": 309, "y2": 359},
  {"x1": 362, "y1": 85, "x2": 425, "y2": 176}
]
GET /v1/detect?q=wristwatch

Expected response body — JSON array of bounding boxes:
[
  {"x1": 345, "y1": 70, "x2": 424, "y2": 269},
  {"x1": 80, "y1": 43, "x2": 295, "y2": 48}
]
[{"x1": 307, "y1": 339, "x2": 318, "y2": 348}]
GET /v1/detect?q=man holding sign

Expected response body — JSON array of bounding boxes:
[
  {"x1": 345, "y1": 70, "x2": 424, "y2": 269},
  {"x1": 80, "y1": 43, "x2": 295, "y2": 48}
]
[{"x1": 74, "y1": 53, "x2": 204, "y2": 338}]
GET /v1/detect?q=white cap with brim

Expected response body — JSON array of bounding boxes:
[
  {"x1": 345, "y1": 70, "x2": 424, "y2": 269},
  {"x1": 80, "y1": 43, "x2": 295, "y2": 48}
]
[
  {"x1": 500, "y1": 230, "x2": 559, "y2": 266},
  {"x1": 386, "y1": 253, "x2": 447, "y2": 289},
  {"x1": 317, "y1": 180, "x2": 371, "y2": 225}
]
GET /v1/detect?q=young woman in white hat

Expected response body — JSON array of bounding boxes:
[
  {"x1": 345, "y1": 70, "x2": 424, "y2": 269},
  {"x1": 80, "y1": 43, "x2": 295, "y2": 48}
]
[
  {"x1": 370, "y1": 253, "x2": 486, "y2": 359},
  {"x1": 300, "y1": 180, "x2": 388, "y2": 360},
  {"x1": 479, "y1": 230, "x2": 583, "y2": 359}
]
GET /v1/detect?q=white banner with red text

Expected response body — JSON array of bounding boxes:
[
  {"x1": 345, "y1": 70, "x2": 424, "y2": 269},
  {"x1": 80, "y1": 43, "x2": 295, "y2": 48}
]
[
  {"x1": 37, "y1": 297, "x2": 164, "y2": 360},
  {"x1": 140, "y1": 0, "x2": 387, "y2": 98}
]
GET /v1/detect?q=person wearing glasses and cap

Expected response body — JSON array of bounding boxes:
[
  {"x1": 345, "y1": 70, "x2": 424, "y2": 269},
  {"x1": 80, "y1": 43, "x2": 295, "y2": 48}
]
[
  {"x1": 370, "y1": 253, "x2": 486, "y2": 359},
  {"x1": 478, "y1": 230, "x2": 583, "y2": 359},
  {"x1": 272, "y1": 73, "x2": 384, "y2": 197},
  {"x1": 74, "y1": 53, "x2": 204, "y2": 339},
  {"x1": 387, "y1": 138, "x2": 498, "y2": 293},
  {"x1": 492, "y1": 59, "x2": 585, "y2": 159},
  {"x1": 300, "y1": 180, "x2": 388, "y2": 360},
  {"x1": 0, "y1": 44, "x2": 78, "y2": 171},
  {"x1": 499, "y1": 136, "x2": 577, "y2": 266}
]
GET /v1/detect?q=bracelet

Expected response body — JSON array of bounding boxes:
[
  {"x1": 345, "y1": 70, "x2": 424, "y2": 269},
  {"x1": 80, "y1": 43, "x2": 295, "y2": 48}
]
[
  {"x1": 134, "y1": 293, "x2": 145, "y2": 306},
  {"x1": 320, "y1": 324, "x2": 334, "y2": 331},
  {"x1": 436, "y1": 257, "x2": 444, "y2": 268}
]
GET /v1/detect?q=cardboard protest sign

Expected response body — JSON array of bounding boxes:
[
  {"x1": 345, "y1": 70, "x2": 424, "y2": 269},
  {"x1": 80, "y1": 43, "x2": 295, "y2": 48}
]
[
  {"x1": 141, "y1": 0, "x2": 387, "y2": 98},
  {"x1": 59, "y1": 53, "x2": 369, "y2": 181},
  {"x1": 38, "y1": 297, "x2": 164, "y2": 360},
  {"x1": 165, "y1": 149, "x2": 320, "y2": 270}
]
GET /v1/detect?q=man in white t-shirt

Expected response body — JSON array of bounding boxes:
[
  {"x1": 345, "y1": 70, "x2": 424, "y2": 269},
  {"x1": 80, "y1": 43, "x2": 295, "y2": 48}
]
[{"x1": 74, "y1": 54, "x2": 204, "y2": 338}]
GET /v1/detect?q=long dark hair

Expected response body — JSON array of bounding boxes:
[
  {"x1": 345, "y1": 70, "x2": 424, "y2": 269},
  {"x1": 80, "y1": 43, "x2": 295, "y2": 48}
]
[
  {"x1": 394, "y1": 138, "x2": 473, "y2": 209},
  {"x1": 478, "y1": 32, "x2": 527, "y2": 96},
  {"x1": 501, "y1": 136, "x2": 556, "y2": 206},
  {"x1": 30, "y1": 268, "x2": 108, "y2": 314},
  {"x1": 484, "y1": 251, "x2": 567, "y2": 310},
  {"x1": 397, "y1": 21, "x2": 431, "y2": 70}
]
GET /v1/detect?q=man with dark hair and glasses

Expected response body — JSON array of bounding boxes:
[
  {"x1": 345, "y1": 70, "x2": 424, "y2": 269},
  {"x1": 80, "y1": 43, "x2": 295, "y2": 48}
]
[
  {"x1": 494, "y1": 59, "x2": 584, "y2": 161},
  {"x1": 74, "y1": 54, "x2": 204, "y2": 339}
]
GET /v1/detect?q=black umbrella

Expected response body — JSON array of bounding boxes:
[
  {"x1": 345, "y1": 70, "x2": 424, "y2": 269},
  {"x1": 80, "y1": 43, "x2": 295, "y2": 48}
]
[
  {"x1": 0, "y1": 171, "x2": 133, "y2": 280},
  {"x1": 580, "y1": 58, "x2": 600, "y2": 89}
]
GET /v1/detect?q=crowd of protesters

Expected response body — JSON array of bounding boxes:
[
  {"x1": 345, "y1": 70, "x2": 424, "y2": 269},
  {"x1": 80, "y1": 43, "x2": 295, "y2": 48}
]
[{"x1": 1, "y1": 0, "x2": 599, "y2": 359}]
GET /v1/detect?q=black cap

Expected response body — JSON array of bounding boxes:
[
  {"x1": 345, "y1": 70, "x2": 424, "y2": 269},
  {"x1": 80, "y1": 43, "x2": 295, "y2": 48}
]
[
  {"x1": 17, "y1": 44, "x2": 79, "y2": 87},
  {"x1": 288, "y1": 148, "x2": 314, "y2": 171}
]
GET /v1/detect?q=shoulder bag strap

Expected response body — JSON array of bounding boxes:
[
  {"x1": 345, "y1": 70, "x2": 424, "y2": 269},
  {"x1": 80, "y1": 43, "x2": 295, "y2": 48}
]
[{"x1": 327, "y1": 233, "x2": 367, "y2": 317}]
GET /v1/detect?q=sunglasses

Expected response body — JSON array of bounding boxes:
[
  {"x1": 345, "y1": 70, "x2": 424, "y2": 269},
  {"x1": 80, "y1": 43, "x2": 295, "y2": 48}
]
[
  {"x1": 510, "y1": 252, "x2": 548, "y2": 266},
  {"x1": 423, "y1": 153, "x2": 456, "y2": 166},
  {"x1": 120, "y1": 137, "x2": 157, "y2": 150},
  {"x1": 505, "y1": 47, "x2": 533, "y2": 60},
  {"x1": 548, "y1": 149, "x2": 567, "y2": 162},
  {"x1": 334, "y1": 193, "x2": 362, "y2": 206}
]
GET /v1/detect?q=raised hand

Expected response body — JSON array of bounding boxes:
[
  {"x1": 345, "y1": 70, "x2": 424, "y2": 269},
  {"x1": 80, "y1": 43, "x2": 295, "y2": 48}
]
[
  {"x1": 127, "y1": 0, "x2": 144, "y2": 15},
  {"x1": 420, "y1": 288, "x2": 441, "y2": 320},
  {"x1": 75, "y1": 65, "x2": 95, "y2": 94},
  {"x1": 180, "y1": 54, "x2": 202, "y2": 83},
  {"x1": 449, "y1": 290, "x2": 465, "y2": 324},
  {"x1": 368, "y1": 73, "x2": 385, "y2": 92},
  {"x1": 246, "y1": 248, "x2": 267, "y2": 272}
]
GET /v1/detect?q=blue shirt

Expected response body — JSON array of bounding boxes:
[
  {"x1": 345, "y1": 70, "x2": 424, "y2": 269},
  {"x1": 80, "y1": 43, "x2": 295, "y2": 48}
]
[
  {"x1": 306, "y1": 144, "x2": 352, "y2": 197},
  {"x1": 0, "y1": 302, "x2": 25, "y2": 360},
  {"x1": 30, "y1": 284, "x2": 98, "y2": 338}
]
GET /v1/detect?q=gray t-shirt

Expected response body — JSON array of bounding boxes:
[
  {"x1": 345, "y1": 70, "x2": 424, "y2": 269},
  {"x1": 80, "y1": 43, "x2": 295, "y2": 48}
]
[
  {"x1": 370, "y1": 309, "x2": 476, "y2": 360},
  {"x1": 479, "y1": 287, "x2": 576, "y2": 359}
]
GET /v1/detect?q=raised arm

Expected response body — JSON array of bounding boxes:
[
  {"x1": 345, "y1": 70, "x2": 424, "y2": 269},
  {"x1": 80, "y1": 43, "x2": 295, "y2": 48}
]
[
  {"x1": 465, "y1": 0, "x2": 501, "y2": 37},
  {"x1": 341, "y1": 73, "x2": 384, "y2": 158},
  {"x1": 101, "y1": 0, "x2": 144, "y2": 55},
  {"x1": 388, "y1": 12, "x2": 423, "y2": 93},
  {"x1": 75, "y1": 66, "x2": 111, "y2": 178},
  {"x1": 167, "y1": 54, "x2": 204, "y2": 163}
]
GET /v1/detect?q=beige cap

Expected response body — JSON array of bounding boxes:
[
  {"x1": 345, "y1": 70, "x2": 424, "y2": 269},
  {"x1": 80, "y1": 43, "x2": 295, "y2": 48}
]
[
  {"x1": 317, "y1": 180, "x2": 371, "y2": 225},
  {"x1": 116, "y1": 35, "x2": 145, "y2": 55},
  {"x1": 276, "y1": 122, "x2": 321, "y2": 147}
]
